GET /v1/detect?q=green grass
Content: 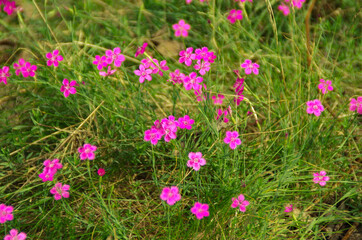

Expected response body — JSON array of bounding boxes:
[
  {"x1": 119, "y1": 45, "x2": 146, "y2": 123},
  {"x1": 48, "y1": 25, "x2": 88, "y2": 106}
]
[{"x1": 0, "y1": 0, "x2": 361, "y2": 239}]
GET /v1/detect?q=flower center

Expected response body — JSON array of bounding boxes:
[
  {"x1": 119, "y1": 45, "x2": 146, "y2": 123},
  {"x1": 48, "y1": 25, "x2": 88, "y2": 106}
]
[{"x1": 313, "y1": 105, "x2": 319, "y2": 110}]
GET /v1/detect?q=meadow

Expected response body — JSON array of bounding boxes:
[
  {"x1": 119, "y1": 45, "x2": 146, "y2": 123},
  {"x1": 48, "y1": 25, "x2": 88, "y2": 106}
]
[{"x1": 0, "y1": 0, "x2": 361, "y2": 239}]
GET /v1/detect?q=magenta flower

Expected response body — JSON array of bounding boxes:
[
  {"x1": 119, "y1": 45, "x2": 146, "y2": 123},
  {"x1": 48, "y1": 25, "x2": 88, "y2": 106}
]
[
  {"x1": 13, "y1": 59, "x2": 37, "y2": 78},
  {"x1": 39, "y1": 159, "x2": 63, "y2": 182},
  {"x1": 144, "y1": 128, "x2": 162, "y2": 145},
  {"x1": 241, "y1": 59, "x2": 259, "y2": 75},
  {"x1": 0, "y1": 66, "x2": 11, "y2": 85},
  {"x1": 284, "y1": 204, "x2": 293, "y2": 213},
  {"x1": 105, "y1": 47, "x2": 125, "y2": 67},
  {"x1": 134, "y1": 64, "x2": 153, "y2": 83},
  {"x1": 99, "y1": 66, "x2": 116, "y2": 77},
  {"x1": 216, "y1": 109, "x2": 229, "y2": 123},
  {"x1": 313, "y1": 171, "x2": 330, "y2": 186},
  {"x1": 231, "y1": 194, "x2": 249, "y2": 212},
  {"x1": 195, "y1": 47, "x2": 209, "y2": 61},
  {"x1": 50, "y1": 182, "x2": 70, "y2": 200},
  {"x1": 160, "y1": 186, "x2": 181, "y2": 205},
  {"x1": 224, "y1": 131, "x2": 241, "y2": 149},
  {"x1": 78, "y1": 144, "x2": 97, "y2": 160},
  {"x1": 191, "y1": 202, "x2": 209, "y2": 220},
  {"x1": 97, "y1": 168, "x2": 105, "y2": 176},
  {"x1": 187, "y1": 152, "x2": 206, "y2": 171},
  {"x1": 135, "y1": 42, "x2": 148, "y2": 57},
  {"x1": 278, "y1": 4, "x2": 290, "y2": 16},
  {"x1": 177, "y1": 115, "x2": 194, "y2": 130},
  {"x1": 186, "y1": 0, "x2": 192, "y2": 4},
  {"x1": 60, "y1": 79, "x2": 77, "y2": 98},
  {"x1": 179, "y1": 47, "x2": 196, "y2": 66},
  {"x1": 235, "y1": 0, "x2": 252, "y2": 2},
  {"x1": 227, "y1": 9, "x2": 243, "y2": 24},
  {"x1": 92, "y1": 55, "x2": 108, "y2": 70},
  {"x1": 318, "y1": 79, "x2": 333, "y2": 94},
  {"x1": 194, "y1": 60, "x2": 210, "y2": 75},
  {"x1": 46, "y1": 49, "x2": 63, "y2": 67},
  {"x1": 306, "y1": 99, "x2": 324, "y2": 116},
  {"x1": 13, "y1": 58, "x2": 25, "y2": 76},
  {"x1": 212, "y1": 94, "x2": 224, "y2": 105},
  {"x1": 0, "y1": 204, "x2": 13, "y2": 223},
  {"x1": 172, "y1": 19, "x2": 191, "y2": 37},
  {"x1": 3, "y1": 1, "x2": 16, "y2": 15},
  {"x1": 168, "y1": 69, "x2": 185, "y2": 85},
  {"x1": 349, "y1": 97, "x2": 362, "y2": 114},
  {"x1": 4, "y1": 229, "x2": 27, "y2": 240},
  {"x1": 206, "y1": 51, "x2": 217, "y2": 63},
  {"x1": 183, "y1": 72, "x2": 203, "y2": 91},
  {"x1": 291, "y1": 0, "x2": 305, "y2": 9}
]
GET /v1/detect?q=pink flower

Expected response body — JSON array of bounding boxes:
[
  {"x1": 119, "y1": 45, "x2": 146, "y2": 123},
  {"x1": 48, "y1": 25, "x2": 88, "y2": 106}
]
[
  {"x1": 191, "y1": 202, "x2": 209, "y2": 220},
  {"x1": 4, "y1": 229, "x2": 27, "y2": 240},
  {"x1": 97, "y1": 168, "x2": 105, "y2": 176},
  {"x1": 231, "y1": 194, "x2": 249, "y2": 212},
  {"x1": 46, "y1": 49, "x2": 63, "y2": 67},
  {"x1": 0, "y1": 66, "x2": 11, "y2": 85},
  {"x1": 60, "y1": 79, "x2": 77, "y2": 98},
  {"x1": 172, "y1": 19, "x2": 191, "y2": 37},
  {"x1": 216, "y1": 108, "x2": 229, "y2": 123},
  {"x1": 291, "y1": 0, "x2": 305, "y2": 9},
  {"x1": 194, "y1": 60, "x2": 210, "y2": 75},
  {"x1": 349, "y1": 97, "x2": 362, "y2": 114},
  {"x1": 144, "y1": 128, "x2": 162, "y2": 145},
  {"x1": 179, "y1": 47, "x2": 196, "y2": 66},
  {"x1": 135, "y1": 42, "x2": 148, "y2": 57},
  {"x1": 168, "y1": 69, "x2": 185, "y2": 85},
  {"x1": 313, "y1": 171, "x2": 330, "y2": 186},
  {"x1": 0, "y1": 204, "x2": 13, "y2": 223},
  {"x1": 195, "y1": 47, "x2": 209, "y2": 61},
  {"x1": 284, "y1": 204, "x2": 293, "y2": 213},
  {"x1": 13, "y1": 58, "x2": 25, "y2": 76},
  {"x1": 3, "y1": 1, "x2": 16, "y2": 15},
  {"x1": 235, "y1": 0, "x2": 253, "y2": 2},
  {"x1": 160, "y1": 186, "x2": 181, "y2": 205},
  {"x1": 183, "y1": 72, "x2": 203, "y2": 91},
  {"x1": 99, "y1": 66, "x2": 116, "y2": 77},
  {"x1": 92, "y1": 55, "x2": 108, "y2": 70},
  {"x1": 187, "y1": 152, "x2": 206, "y2": 171},
  {"x1": 212, "y1": 94, "x2": 224, "y2": 105},
  {"x1": 306, "y1": 99, "x2": 324, "y2": 116},
  {"x1": 39, "y1": 159, "x2": 63, "y2": 182},
  {"x1": 50, "y1": 182, "x2": 70, "y2": 200},
  {"x1": 224, "y1": 131, "x2": 241, "y2": 149},
  {"x1": 227, "y1": 9, "x2": 243, "y2": 24},
  {"x1": 186, "y1": 0, "x2": 192, "y2": 4},
  {"x1": 177, "y1": 115, "x2": 194, "y2": 130},
  {"x1": 134, "y1": 64, "x2": 153, "y2": 83},
  {"x1": 318, "y1": 79, "x2": 333, "y2": 94},
  {"x1": 278, "y1": 4, "x2": 290, "y2": 16},
  {"x1": 78, "y1": 144, "x2": 97, "y2": 160},
  {"x1": 154, "y1": 60, "x2": 169, "y2": 76},
  {"x1": 241, "y1": 59, "x2": 259, "y2": 75},
  {"x1": 105, "y1": 47, "x2": 125, "y2": 67},
  {"x1": 13, "y1": 59, "x2": 37, "y2": 78}
]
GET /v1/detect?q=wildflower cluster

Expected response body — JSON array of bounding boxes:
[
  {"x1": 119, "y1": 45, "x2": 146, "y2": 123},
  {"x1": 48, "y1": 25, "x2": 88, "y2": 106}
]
[
  {"x1": 38, "y1": 159, "x2": 63, "y2": 182},
  {"x1": 1, "y1": 204, "x2": 27, "y2": 239},
  {"x1": 278, "y1": 0, "x2": 306, "y2": 16},
  {"x1": 134, "y1": 57, "x2": 169, "y2": 83},
  {"x1": 13, "y1": 59, "x2": 37, "y2": 78},
  {"x1": 144, "y1": 115, "x2": 194, "y2": 145},
  {"x1": 92, "y1": 47, "x2": 125, "y2": 77}
]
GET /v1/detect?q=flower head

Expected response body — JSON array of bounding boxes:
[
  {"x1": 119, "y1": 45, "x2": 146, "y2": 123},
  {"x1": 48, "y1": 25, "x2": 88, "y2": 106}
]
[
  {"x1": 46, "y1": 49, "x2": 63, "y2": 67},
  {"x1": 187, "y1": 152, "x2": 206, "y2": 171},
  {"x1": 144, "y1": 128, "x2": 162, "y2": 145},
  {"x1": 160, "y1": 186, "x2": 181, "y2": 205},
  {"x1": 349, "y1": 97, "x2": 362, "y2": 114},
  {"x1": 227, "y1": 9, "x2": 243, "y2": 24},
  {"x1": 99, "y1": 66, "x2": 116, "y2": 77},
  {"x1": 78, "y1": 144, "x2": 97, "y2": 160},
  {"x1": 4, "y1": 229, "x2": 27, "y2": 240},
  {"x1": 211, "y1": 94, "x2": 224, "y2": 105},
  {"x1": 39, "y1": 159, "x2": 63, "y2": 182},
  {"x1": 194, "y1": 60, "x2": 210, "y2": 75},
  {"x1": 3, "y1": 1, "x2": 17, "y2": 15},
  {"x1": 313, "y1": 171, "x2": 329, "y2": 186},
  {"x1": 0, "y1": 204, "x2": 13, "y2": 223},
  {"x1": 135, "y1": 42, "x2": 148, "y2": 57},
  {"x1": 241, "y1": 59, "x2": 259, "y2": 75},
  {"x1": 168, "y1": 69, "x2": 185, "y2": 85},
  {"x1": 306, "y1": 99, "x2": 324, "y2": 116},
  {"x1": 97, "y1": 168, "x2": 105, "y2": 176},
  {"x1": 134, "y1": 64, "x2": 153, "y2": 83},
  {"x1": 105, "y1": 47, "x2": 125, "y2": 67},
  {"x1": 191, "y1": 202, "x2": 209, "y2": 220},
  {"x1": 224, "y1": 131, "x2": 241, "y2": 149},
  {"x1": 13, "y1": 59, "x2": 37, "y2": 78},
  {"x1": 92, "y1": 55, "x2": 108, "y2": 70},
  {"x1": 172, "y1": 19, "x2": 191, "y2": 37},
  {"x1": 60, "y1": 79, "x2": 77, "y2": 98},
  {"x1": 0, "y1": 66, "x2": 11, "y2": 85},
  {"x1": 50, "y1": 182, "x2": 70, "y2": 200},
  {"x1": 231, "y1": 194, "x2": 249, "y2": 212},
  {"x1": 284, "y1": 204, "x2": 293, "y2": 213},
  {"x1": 278, "y1": 4, "x2": 290, "y2": 16},
  {"x1": 177, "y1": 115, "x2": 194, "y2": 130},
  {"x1": 179, "y1": 47, "x2": 196, "y2": 66},
  {"x1": 318, "y1": 79, "x2": 333, "y2": 94},
  {"x1": 183, "y1": 72, "x2": 203, "y2": 91}
]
